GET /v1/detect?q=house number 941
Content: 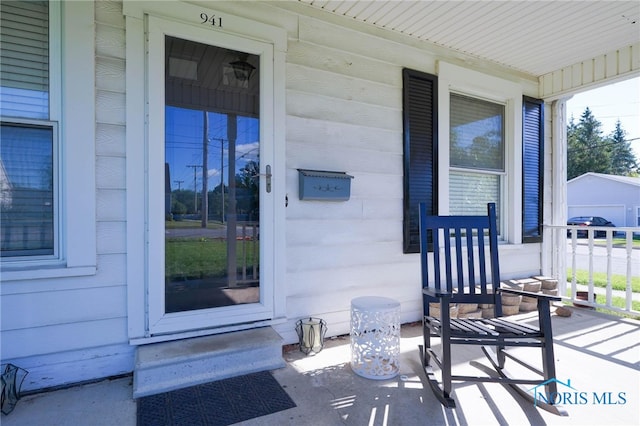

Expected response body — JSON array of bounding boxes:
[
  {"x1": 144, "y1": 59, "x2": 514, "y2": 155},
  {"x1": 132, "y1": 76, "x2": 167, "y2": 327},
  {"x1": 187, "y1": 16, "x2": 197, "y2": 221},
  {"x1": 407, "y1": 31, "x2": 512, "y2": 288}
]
[{"x1": 200, "y1": 13, "x2": 222, "y2": 27}]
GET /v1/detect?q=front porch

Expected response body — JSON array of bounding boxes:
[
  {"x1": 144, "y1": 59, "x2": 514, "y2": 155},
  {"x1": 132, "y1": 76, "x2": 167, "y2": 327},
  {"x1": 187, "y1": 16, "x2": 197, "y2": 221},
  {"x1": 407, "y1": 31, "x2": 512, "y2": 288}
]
[{"x1": 4, "y1": 307, "x2": 638, "y2": 426}]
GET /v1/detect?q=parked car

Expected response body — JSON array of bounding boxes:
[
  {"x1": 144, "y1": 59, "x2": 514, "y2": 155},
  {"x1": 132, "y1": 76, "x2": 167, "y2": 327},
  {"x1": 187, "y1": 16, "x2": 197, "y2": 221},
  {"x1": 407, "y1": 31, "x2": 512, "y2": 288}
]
[{"x1": 567, "y1": 216, "x2": 616, "y2": 238}]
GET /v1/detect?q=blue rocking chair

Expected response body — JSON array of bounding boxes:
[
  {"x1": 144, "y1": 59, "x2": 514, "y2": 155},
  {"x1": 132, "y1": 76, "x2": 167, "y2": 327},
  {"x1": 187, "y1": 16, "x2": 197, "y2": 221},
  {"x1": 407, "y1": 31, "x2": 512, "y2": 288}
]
[{"x1": 419, "y1": 202, "x2": 566, "y2": 415}]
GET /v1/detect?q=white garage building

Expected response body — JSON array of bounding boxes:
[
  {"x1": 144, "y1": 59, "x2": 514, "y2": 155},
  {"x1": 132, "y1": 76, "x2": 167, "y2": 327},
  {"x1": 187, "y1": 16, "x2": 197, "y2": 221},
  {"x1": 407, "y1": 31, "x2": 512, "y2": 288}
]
[{"x1": 567, "y1": 173, "x2": 640, "y2": 228}]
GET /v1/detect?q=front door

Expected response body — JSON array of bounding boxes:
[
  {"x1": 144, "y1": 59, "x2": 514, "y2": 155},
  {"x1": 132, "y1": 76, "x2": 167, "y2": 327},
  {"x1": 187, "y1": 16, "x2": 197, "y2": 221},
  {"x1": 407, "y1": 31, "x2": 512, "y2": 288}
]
[{"x1": 146, "y1": 17, "x2": 275, "y2": 335}]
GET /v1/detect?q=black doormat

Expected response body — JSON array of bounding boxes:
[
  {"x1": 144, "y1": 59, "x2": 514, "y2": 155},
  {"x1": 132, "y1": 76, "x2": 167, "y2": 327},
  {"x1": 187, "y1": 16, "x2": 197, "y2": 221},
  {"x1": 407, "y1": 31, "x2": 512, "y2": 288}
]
[{"x1": 137, "y1": 371, "x2": 296, "y2": 426}]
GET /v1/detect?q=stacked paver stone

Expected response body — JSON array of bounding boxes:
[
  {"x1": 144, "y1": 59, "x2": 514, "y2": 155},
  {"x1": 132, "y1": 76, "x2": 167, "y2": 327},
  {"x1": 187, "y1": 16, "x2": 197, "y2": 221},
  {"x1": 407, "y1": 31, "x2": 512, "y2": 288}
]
[{"x1": 430, "y1": 276, "x2": 560, "y2": 320}]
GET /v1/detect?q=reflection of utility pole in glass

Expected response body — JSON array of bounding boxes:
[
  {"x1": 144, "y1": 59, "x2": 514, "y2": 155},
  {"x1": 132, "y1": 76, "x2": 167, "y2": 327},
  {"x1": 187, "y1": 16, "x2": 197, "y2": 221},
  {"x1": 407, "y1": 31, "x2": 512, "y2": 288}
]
[
  {"x1": 202, "y1": 111, "x2": 208, "y2": 228},
  {"x1": 227, "y1": 113, "x2": 237, "y2": 287},
  {"x1": 186, "y1": 164, "x2": 202, "y2": 213},
  {"x1": 221, "y1": 138, "x2": 224, "y2": 224},
  {"x1": 210, "y1": 137, "x2": 226, "y2": 224}
]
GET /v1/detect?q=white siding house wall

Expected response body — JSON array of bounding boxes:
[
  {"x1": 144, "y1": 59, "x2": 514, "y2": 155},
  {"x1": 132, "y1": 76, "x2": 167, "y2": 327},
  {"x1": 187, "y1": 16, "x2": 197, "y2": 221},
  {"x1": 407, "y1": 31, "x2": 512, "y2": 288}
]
[
  {"x1": 263, "y1": 5, "x2": 544, "y2": 342},
  {"x1": 280, "y1": 15, "x2": 424, "y2": 340},
  {"x1": 0, "y1": 1, "x2": 132, "y2": 392},
  {"x1": 1, "y1": 0, "x2": 565, "y2": 391}
]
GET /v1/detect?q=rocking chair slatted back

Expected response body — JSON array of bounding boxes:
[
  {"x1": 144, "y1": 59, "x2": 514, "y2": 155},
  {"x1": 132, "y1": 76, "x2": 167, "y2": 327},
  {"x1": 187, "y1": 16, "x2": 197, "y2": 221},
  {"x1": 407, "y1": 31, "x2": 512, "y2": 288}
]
[{"x1": 420, "y1": 203, "x2": 502, "y2": 313}]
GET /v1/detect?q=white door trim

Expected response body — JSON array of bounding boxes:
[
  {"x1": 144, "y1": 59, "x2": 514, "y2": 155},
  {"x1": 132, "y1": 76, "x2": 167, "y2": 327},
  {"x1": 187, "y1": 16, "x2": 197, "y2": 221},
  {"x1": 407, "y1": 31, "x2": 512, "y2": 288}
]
[{"x1": 125, "y1": 3, "x2": 287, "y2": 341}]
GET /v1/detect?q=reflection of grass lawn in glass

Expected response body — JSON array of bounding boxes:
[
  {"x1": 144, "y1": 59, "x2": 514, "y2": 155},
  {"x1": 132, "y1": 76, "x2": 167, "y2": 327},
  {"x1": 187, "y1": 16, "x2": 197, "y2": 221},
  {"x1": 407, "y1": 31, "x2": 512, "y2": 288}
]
[
  {"x1": 167, "y1": 238, "x2": 224, "y2": 279},
  {"x1": 165, "y1": 221, "x2": 259, "y2": 281},
  {"x1": 166, "y1": 220, "x2": 225, "y2": 230}
]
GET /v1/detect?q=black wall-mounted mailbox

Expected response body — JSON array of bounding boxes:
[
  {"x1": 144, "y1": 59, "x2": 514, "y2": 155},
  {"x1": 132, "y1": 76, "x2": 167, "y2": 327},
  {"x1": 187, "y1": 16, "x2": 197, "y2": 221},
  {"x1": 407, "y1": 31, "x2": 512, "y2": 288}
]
[{"x1": 298, "y1": 169, "x2": 354, "y2": 201}]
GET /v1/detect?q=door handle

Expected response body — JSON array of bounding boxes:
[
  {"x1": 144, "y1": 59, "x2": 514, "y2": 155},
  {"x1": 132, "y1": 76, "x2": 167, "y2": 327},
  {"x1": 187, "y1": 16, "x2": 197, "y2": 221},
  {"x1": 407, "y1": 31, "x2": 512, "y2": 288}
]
[
  {"x1": 254, "y1": 165, "x2": 272, "y2": 193},
  {"x1": 265, "y1": 165, "x2": 272, "y2": 193}
]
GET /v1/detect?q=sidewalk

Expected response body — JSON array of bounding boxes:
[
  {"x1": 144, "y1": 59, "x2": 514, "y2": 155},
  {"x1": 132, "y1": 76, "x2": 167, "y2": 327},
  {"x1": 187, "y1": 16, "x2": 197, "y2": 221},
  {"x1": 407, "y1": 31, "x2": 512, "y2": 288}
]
[{"x1": 3, "y1": 311, "x2": 639, "y2": 426}]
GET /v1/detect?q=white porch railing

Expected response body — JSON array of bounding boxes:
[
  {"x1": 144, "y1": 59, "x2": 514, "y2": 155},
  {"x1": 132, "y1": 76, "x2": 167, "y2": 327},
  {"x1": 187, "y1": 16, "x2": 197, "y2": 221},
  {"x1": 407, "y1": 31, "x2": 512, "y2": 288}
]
[
  {"x1": 237, "y1": 221, "x2": 259, "y2": 284},
  {"x1": 544, "y1": 225, "x2": 639, "y2": 315}
]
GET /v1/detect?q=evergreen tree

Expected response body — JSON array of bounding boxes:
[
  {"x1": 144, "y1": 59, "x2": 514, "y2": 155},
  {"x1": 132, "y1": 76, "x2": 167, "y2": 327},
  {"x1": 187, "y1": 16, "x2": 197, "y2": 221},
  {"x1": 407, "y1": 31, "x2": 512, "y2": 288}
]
[
  {"x1": 566, "y1": 116, "x2": 581, "y2": 179},
  {"x1": 608, "y1": 120, "x2": 639, "y2": 176},
  {"x1": 567, "y1": 108, "x2": 639, "y2": 179},
  {"x1": 567, "y1": 108, "x2": 610, "y2": 179}
]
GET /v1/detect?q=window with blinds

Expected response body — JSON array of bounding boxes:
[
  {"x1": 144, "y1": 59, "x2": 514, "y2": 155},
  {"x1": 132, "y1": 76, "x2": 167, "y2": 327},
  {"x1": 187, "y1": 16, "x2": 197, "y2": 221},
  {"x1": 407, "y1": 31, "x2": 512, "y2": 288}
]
[
  {"x1": 0, "y1": 0, "x2": 55, "y2": 258},
  {"x1": 449, "y1": 94, "x2": 504, "y2": 219}
]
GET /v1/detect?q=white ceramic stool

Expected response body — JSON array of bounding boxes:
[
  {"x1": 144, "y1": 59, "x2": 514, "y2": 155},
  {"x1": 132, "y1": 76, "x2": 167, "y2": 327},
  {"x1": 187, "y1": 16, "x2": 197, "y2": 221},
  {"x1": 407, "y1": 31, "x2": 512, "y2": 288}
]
[{"x1": 350, "y1": 296, "x2": 400, "y2": 380}]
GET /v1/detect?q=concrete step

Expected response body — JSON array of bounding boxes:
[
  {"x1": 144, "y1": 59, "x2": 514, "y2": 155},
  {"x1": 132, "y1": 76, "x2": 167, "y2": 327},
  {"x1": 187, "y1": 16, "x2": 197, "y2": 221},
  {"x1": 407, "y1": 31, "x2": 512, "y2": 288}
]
[{"x1": 133, "y1": 327, "x2": 285, "y2": 398}]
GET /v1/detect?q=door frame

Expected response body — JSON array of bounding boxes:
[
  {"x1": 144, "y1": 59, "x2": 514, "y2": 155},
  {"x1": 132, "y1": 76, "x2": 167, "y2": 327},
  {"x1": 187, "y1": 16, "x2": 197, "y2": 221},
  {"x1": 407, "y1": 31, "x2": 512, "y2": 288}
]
[{"x1": 124, "y1": 2, "x2": 287, "y2": 342}]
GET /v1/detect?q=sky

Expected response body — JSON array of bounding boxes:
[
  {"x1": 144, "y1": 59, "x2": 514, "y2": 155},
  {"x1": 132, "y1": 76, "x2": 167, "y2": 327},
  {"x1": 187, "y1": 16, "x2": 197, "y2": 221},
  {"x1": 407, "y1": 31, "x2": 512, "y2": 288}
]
[
  {"x1": 166, "y1": 107, "x2": 259, "y2": 193},
  {"x1": 565, "y1": 76, "x2": 640, "y2": 159}
]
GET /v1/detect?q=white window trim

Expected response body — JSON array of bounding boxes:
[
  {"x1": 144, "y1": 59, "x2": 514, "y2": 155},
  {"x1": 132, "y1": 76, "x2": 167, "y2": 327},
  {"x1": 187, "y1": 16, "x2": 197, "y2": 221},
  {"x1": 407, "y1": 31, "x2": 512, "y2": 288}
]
[
  {"x1": 437, "y1": 61, "x2": 523, "y2": 243},
  {"x1": 1, "y1": 1, "x2": 96, "y2": 281}
]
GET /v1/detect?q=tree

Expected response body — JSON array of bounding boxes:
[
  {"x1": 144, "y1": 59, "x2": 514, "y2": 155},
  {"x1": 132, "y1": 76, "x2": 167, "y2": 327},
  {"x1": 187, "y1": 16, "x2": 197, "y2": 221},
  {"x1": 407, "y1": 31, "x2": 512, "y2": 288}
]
[
  {"x1": 172, "y1": 189, "x2": 197, "y2": 214},
  {"x1": 566, "y1": 107, "x2": 638, "y2": 179},
  {"x1": 608, "y1": 120, "x2": 639, "y2": 176},
  {"x1": 235, "y1": 160, "x2": 259, "y2": 221},
  {"x1": 171, "y1": 198, "x2": 187, "y2": 215},
  {"x1": 208, "y1": 183, "x2": 228, "y2": 222},
  {"x1": 567, "y1": 108, "x2": 609, "y2": 179}
]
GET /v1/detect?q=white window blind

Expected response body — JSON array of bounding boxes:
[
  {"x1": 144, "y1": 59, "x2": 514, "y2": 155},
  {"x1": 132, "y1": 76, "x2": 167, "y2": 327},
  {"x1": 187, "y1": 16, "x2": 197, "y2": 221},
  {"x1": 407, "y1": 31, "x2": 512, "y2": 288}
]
[
  {"x1": 449, "y1": 93, "x2": 504, "y2": 217},
  {"x1": 0, "y1": 0, "x2": 49, "y2": 119},
  {"x1": 449, "y1": 171, "x2": 501, "y2": 216},
  {"x1": 450, "y1": 93, "x2": 504, "y2": 171}
]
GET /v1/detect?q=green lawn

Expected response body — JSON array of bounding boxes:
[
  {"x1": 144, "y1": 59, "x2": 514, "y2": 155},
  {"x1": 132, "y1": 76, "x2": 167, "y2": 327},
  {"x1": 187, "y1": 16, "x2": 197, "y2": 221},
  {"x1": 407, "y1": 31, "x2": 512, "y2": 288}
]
[
  {"x1": 166, "y1": 219, "x2": 225, "y2": 230},
  {"x1": 166, "y1": 238, "x2": 258, "y2": 280},
  {"x1": 564, "y1": 289, "x2": 640, "y2": 319},
  {"x1": 584, "y1": 235, "x2": 640, "y2": 248},
  {"x1": 567, "y1": 269, "x2": 640, "y2": 293},
  {"x1": 566, "y1": 269, "x2": 640, "y2": 319}
]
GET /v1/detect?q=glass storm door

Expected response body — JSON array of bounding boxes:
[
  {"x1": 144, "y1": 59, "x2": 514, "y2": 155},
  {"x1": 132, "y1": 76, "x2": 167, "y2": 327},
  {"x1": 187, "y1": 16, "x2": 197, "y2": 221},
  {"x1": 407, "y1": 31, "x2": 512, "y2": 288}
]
[{"x1": 147, "y1": 17, "x2": 275, "y2": 335}]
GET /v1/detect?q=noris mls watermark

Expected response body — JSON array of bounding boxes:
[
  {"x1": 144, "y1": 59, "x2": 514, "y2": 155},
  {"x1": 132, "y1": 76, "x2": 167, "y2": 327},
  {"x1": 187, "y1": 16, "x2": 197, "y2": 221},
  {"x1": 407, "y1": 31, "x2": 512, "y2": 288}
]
[{"x1": 529, "y1": 378, "x2": 627, "y2": 406}]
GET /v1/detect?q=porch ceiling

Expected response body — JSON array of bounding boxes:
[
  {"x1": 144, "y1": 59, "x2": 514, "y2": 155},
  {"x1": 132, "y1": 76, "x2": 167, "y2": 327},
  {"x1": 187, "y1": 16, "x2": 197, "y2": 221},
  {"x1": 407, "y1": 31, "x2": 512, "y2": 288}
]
[{"x1": 297, "y1": 0, "x2": 640, "y2": 78}]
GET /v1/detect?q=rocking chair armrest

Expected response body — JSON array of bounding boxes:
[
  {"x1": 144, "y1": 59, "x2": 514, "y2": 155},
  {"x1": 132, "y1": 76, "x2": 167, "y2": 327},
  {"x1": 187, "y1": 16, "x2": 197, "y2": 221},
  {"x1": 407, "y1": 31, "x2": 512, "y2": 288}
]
[
  {"x1": 498, "y1": 287, "x2": 561, "y2": 302},
  {"x1": 423, "y1": 288, "x2": 454, "y2": 299}
]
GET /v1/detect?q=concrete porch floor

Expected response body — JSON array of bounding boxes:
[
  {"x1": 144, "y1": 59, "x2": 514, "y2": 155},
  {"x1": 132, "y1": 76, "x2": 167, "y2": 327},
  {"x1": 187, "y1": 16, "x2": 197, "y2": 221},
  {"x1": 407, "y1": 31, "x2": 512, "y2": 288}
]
[{"x1": 3, "y1": 307, "x2": 639, "y2": 426}]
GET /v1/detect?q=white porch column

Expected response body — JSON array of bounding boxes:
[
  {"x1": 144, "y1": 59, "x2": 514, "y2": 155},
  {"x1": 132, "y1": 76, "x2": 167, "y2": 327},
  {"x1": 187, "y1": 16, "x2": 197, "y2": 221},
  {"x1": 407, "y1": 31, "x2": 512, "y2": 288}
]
[{"x1": 542, "y1": 99, "x2": 569, "y2": 292}]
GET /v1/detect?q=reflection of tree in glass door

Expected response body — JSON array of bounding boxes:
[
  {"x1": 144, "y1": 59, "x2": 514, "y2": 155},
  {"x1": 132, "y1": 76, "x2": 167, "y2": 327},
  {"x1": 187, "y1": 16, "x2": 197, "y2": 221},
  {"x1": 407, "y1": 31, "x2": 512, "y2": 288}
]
[{"x1": 163, "y1": 35, "x2": 260, "y2": 313}]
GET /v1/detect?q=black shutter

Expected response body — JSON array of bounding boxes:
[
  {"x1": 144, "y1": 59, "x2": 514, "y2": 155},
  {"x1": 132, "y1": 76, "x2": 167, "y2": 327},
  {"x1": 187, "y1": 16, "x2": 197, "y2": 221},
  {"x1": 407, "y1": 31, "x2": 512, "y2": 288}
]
[
  {"x1": 403, "y1": 69, "x2": 437, "y2": 253},
  {"x1": 522, "y1": 96, "x2": 544, "y2": 243}
]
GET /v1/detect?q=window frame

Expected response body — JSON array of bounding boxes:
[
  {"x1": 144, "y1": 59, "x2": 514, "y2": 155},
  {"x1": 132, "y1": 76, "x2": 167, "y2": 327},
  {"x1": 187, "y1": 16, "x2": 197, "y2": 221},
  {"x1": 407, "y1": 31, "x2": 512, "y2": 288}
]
[
  {"x1": 1, "y1": 118, "x2": 59, "y2": 260},
  {"x1": 438, "y1": 63, "x2": 524, "y2": 242},
  {"x1": 1, "y1": 1, "x2": 96, "y2": 280}
]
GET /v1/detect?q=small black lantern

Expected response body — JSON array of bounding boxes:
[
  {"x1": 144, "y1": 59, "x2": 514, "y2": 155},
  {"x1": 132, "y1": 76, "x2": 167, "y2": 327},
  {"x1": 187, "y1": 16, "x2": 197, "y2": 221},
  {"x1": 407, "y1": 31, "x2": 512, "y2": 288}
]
[
  {"x1": 229, "y1": 56, "x2": 255, "y2": 82},
  {"x1": 295, "y1": 317, "x2": 327, "y2": 355}
]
